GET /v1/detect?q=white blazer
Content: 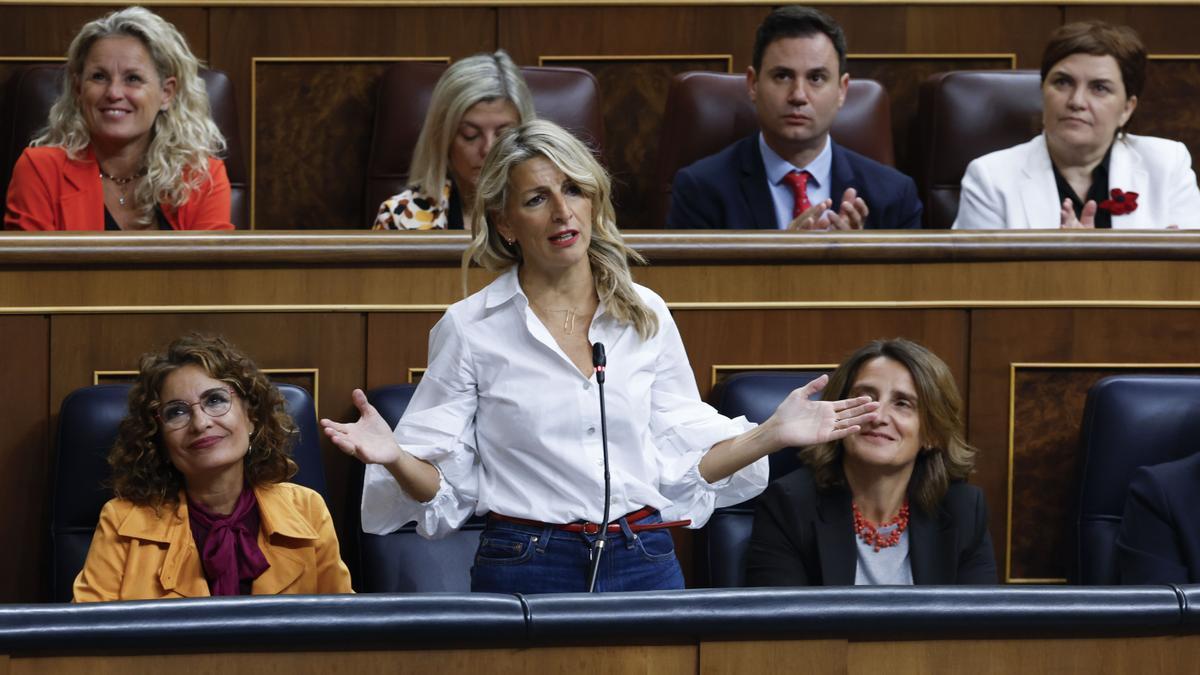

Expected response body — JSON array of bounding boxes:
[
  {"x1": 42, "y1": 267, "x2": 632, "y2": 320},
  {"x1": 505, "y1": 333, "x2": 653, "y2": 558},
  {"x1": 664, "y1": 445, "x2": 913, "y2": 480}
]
[{"x1": 953, "y1": 133, "x2": 1200, "y2": 229}]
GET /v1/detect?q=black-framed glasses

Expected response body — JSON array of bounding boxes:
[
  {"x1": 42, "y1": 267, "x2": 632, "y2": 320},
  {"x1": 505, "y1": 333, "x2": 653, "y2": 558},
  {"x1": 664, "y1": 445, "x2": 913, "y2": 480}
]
[{"x1": 156, "y1": 387, "x2": 236, "y2": 430}]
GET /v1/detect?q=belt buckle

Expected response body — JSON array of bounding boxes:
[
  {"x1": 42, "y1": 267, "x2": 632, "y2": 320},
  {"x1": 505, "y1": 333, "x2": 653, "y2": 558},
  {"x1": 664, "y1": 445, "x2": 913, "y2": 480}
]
[{"x1": 581, "y1": 522, "x2": 600, "y2": 535}]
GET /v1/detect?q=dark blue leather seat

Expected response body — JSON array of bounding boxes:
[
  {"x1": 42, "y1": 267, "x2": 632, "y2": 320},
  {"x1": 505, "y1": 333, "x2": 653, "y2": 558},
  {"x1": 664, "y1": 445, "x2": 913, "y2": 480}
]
[
  {"x1": 1073, "y1": 375, "x2": 1200, "y2": 584},
  {"x1": 704, "y1": 370, "x2": 828, "y2": 587},
  {"x1": 358, "y1": 384, "x2": 485, "y2": 593},
  {"x1": 50, "y1": 382, "x2": 327, "y2": 602}
]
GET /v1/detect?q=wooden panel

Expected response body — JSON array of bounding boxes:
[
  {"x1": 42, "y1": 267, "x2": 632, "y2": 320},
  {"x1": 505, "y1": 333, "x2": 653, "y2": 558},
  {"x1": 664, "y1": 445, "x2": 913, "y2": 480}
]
[
  {"x1": 701, "y1": 640, "x2": 847, "y2": 675},
  {"x1": 252, "y1": 60, "x2": 400, "y2": 229},
  {"x1": 1132, "y1": 58, "x2": 1200, "y2": 175},
  {"x1": 47, "y1": 313, "x2": 366, "y2": 583},
  {"x1": 366, "y1": 312, "x2": 443, "y2": 390},
  {"x1": 9, "y1": 645, "x2": 697, "y2": 675},
  {"x1": 969, "y1": 309, "x2": 1200, "y2": 583},
  {"x1": 1010, "y1": 365, "x2": 1200, "y2": 582},
  {"x1": 0, "y1": 316, "x2": 48, "y2": 602},
  {"x1": 847, "y1": 635, "x2": 1200, "y2": 675},
  {"x1": 0, "y1": 7, "x2": 206, "y2": 59},
  {"x1": 542, "y1": 56, "x2": 731, "y2": 229},
  {"x1": 208, "y1": 6, "x2": 496, "y2": 211}
]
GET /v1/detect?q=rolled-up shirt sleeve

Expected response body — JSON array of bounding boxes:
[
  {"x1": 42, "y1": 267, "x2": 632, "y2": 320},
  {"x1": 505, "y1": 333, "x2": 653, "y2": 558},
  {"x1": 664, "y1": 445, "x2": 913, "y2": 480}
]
[
  {"x1": 648, "y1": 308, "x2": 768, "y2": 527},
  {"x1": 360, "y1": 311, "x2": 482, "y2": 539}
]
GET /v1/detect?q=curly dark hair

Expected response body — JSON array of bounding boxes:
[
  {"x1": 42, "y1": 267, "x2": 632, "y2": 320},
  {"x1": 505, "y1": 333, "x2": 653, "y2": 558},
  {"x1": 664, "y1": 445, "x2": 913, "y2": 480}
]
[
  {"x1": 109, "y1": 333, "x2": 298, "y2": 507},
  {"x1": 800, "y1": 338, "x2": 977, "y2": 515}
]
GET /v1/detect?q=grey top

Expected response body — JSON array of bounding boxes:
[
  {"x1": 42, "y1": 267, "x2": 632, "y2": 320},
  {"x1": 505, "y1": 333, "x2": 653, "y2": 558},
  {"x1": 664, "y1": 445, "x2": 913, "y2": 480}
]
[{"x1": 854, "y1": 527, "x2": 914, "y2": 585}]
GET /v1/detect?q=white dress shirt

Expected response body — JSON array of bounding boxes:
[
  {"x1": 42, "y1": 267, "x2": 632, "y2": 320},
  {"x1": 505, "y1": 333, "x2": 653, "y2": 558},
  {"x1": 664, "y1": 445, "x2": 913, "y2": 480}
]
[
  {"x1": 361, "y1": 266, "x2": 767, "y2": 539},
  {"x1": 760, "y1": 133, "x2": 834, "y2": 229},
  {"x1": 953, "y1": 133, "x2": 1200, "y2": 229}
]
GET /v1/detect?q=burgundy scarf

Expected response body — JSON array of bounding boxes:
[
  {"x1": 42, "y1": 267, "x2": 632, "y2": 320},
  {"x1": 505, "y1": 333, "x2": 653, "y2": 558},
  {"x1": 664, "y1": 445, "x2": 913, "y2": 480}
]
[{"x1": 187, "y1": 488, "x2": 270, "y2": 596}]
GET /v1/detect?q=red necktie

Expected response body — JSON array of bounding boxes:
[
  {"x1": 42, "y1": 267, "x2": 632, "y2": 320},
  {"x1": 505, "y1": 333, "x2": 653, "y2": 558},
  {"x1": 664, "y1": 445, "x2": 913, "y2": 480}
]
[{"x1": 783, "y1": 170, "x2": 812, "y2": 218}]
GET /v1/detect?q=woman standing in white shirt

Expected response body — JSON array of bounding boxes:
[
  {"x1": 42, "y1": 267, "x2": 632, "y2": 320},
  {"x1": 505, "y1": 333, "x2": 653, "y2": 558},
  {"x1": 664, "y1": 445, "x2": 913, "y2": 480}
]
[{"x1": 322, "y1": 120, "x2": 879, "y2": 593}]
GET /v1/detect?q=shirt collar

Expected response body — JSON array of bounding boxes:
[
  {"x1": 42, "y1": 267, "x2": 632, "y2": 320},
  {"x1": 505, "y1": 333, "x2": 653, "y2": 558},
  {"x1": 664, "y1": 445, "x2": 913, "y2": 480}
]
[
  {"x1": 483, "y1": 265, "x2": 524, "y2": 309},
  {"x1": 758, "y1": 132, "x2": 833, "y2": 188}
]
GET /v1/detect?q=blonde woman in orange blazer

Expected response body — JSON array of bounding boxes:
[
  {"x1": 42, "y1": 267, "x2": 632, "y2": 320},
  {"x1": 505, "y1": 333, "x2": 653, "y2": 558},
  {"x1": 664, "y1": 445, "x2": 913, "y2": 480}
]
[
  {"x1": 73, "y1": 334, "x2": 352, "y2": 602},
  {"x1": 4, "y1": 7, "x2": 231, "y2": 231}
]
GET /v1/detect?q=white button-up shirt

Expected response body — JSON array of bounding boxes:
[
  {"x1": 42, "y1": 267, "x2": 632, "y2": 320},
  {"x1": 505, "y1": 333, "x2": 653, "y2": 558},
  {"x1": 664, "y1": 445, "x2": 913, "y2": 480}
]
[{"x1": 361, "y1": 267, "x2": 767, "y2": 539}]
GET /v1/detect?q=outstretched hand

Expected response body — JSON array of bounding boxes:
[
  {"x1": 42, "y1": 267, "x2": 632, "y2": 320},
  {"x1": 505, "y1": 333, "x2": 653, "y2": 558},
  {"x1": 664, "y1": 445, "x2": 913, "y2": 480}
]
[
  {"x1": 764, "y1": 374, "x2": 879, "y2": 448},
  {"x1": 319, "y1": 389, "x2": 401, "y2": 465}
]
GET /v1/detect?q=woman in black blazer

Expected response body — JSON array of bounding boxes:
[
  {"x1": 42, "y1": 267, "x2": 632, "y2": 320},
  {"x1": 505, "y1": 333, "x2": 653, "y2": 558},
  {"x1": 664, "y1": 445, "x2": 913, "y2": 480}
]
[{"x1": 746, "y1": 339, "x2": 997, "y2": 586}]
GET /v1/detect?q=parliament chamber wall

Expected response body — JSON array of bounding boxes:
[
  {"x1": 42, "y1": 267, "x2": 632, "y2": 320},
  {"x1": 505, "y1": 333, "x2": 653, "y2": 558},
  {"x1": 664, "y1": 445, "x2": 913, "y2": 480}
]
[
  {"x1": 1, "y1": 229, "x2": 1197, "y2": 604},
  {"x1": 2, "y1": 1, "x2": 1200, "y2": 229}
]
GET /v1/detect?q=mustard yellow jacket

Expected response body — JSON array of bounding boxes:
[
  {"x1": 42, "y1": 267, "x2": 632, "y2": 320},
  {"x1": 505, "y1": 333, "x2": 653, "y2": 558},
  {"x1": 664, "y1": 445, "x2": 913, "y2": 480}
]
[{"x1": 73, "y1": 482, "x2": 353, "y2": 601}]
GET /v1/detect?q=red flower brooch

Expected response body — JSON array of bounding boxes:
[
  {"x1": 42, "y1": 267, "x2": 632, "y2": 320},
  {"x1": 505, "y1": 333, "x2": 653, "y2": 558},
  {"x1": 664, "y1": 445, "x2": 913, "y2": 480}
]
[{"x1": 1099, "y1": 188, "x2": 1138, "y2": 216}]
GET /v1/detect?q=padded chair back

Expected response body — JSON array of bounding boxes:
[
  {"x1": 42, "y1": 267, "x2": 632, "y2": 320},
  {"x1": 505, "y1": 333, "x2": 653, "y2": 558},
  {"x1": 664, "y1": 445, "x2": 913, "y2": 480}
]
[
  {"x1": 1, "y1": 65, "x2": 249, "y2": 228},
  {"x1": 50, "y1": 381, "x2": 326, "y2": 602},
  {"x1": 358, "y1": 384, "x2": 484, "y2": 592},
  {"x1": 363, "y1": 62, "x2": 604, "y2": 223},
  {"x1": 1074, "y1": 375, "x2": 1200, "y2": 585},
  {"x1": 653, "y1": 71, "x2": 894, "y2": 227},
  {"x1": 917, "y1": 70, "x2": 1043, "y2": 228},
  {"x1": 705, "y1": 370, "x2": 829, "y2": 587}
]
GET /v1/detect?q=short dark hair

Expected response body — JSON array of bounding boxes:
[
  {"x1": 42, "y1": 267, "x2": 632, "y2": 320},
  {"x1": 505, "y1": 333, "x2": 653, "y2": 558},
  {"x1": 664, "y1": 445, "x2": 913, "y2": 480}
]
[
  {"x1": 752, "y1": 6, "x2": 848, "y2": 77},
  {"x1": 1040, "y1": 20, "x2": 1146, "y2": 99}
]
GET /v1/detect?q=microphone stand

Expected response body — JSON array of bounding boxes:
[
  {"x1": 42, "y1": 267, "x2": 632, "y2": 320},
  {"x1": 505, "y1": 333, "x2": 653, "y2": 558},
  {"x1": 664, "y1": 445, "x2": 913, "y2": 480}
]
[{"x1": 587, "y1": 342, "x2": 610, "y2": 593}]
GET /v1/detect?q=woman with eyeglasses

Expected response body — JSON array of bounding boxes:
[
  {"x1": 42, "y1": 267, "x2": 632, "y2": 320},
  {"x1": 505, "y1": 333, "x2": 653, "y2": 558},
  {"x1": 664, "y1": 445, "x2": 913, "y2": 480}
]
[{"x1": 73, "y1": 333, "x2": 352, "y2": 601}]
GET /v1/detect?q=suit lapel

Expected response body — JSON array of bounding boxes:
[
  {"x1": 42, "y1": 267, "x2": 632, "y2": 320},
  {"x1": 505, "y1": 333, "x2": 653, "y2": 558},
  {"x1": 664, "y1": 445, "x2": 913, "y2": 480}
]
[
  {"x1": 1020, "y1": 134, "x2": 1061, "y2": 229},
  {"x1": 828, "y1": 141, "x2": 854, "y2": 210},
  {"x1": 739, "y1": 136, "x2": 781, "y2": 229},
  {"x1": 250, "y1": 484, "x2": 316, "y2": 594},
  {"x1": 909, "y1": 504, "x2": 955, "y2": 585},
  {"x1": 1107, "y1": 139, "x2": 1150, "y2": 228},
  {"x1": 815, "y1": 487, "x2": 857, "y2": 585},
  {"x1": 60, "y1": 148, "x2": 104, "y2": 230}
]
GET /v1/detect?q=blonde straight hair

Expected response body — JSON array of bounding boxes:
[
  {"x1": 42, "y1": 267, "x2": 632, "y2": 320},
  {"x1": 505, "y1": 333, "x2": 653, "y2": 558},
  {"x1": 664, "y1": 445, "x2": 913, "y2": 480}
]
[
  {"x1": 408, "y1": 51, "x2": 535, "y2": 198},
  {"x1": 35, "y1": 6, "x2": 225, "y2": 226},
  {"x1": 462, "y1": 120, "x2": 659, "y2": 341}
]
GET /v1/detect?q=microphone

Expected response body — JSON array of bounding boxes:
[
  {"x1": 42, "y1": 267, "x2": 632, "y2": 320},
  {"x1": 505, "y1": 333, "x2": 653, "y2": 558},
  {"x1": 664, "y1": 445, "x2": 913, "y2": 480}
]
[{"x1": 587, "y1": 342, "x2": 611, "y2": 592}]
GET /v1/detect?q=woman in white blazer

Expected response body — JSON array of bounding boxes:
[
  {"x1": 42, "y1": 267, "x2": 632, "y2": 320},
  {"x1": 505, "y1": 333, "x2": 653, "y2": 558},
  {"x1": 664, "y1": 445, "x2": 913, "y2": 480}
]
[{"x1": 954, "y1": 22, "x2": 1200, "y2": 230}]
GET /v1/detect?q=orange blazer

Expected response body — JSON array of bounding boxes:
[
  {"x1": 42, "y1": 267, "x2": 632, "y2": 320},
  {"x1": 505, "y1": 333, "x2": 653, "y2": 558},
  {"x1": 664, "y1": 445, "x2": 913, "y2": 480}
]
[
  {"x1": 4, "y1": 145, "x2": 233, "y2": 231},
  {"x1": 73, "y1": 482, "x2": 353, "y2": 601}
]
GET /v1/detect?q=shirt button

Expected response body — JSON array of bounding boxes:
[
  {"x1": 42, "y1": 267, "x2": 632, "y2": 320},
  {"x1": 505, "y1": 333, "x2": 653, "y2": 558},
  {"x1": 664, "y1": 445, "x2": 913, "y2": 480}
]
[
  {"x1": 587, "y1": 426, "x2": 596, "y2": 434},
  {"x1": 583, "y1": 382, "x2": 592, "y2": 390}
]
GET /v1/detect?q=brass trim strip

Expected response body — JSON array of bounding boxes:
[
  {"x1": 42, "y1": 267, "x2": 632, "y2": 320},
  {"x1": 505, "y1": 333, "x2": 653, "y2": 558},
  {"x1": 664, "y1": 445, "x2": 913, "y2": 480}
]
[
  {"x1": 407, "y1": 367, "x2": 426, "y2": 384},
  {"x1": 710, "y1": 363, "x2": 838, "y2": 391},
  {"x1": 538, "y1": 53, "x2": 734, "y2": 73},
  {"x1": 249, "y1": 55, "x2": 450, "y2": 229},
  {"x1": 1004, "y1": 361, "x2": 1200, "y2": 583},
  {"x1": 849, "y1": 52, "x2": 1018, "y2": 69}
]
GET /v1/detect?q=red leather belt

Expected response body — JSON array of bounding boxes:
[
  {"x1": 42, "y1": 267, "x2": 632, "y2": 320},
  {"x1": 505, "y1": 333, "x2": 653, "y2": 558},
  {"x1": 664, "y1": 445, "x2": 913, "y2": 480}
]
[{"x1": 489, "y1": 506, "x2": 691, "y2": 535}]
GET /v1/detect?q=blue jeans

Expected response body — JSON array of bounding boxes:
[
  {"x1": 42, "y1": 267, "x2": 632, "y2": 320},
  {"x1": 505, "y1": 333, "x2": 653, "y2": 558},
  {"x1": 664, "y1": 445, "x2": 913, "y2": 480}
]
[{"x1": 470, "y1": 510, "x2": 686, "y2": 594}]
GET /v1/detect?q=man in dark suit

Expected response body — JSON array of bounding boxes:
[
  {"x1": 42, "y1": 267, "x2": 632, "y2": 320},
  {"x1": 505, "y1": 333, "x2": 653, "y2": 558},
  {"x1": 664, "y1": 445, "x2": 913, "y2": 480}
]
[
  {"x1": 667, "y1": 6, "x2": 922, "y2": 230},
  {"x1": 1116, "y1": 452, "x2": 1200, "y2": 584}
]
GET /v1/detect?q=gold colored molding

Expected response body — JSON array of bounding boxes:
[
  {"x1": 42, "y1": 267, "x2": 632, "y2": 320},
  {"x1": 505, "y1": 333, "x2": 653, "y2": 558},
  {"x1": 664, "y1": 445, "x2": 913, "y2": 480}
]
[
  {"x1": 92, "y1": 367, "x2": 320, "y2": 415},
  {"x1": 539, "y1": 54, "x2": 734, "y2": 74},
  {"x1": 407, "y1": 367, "x2": 426, "y2": 384},
  {"x1": 249, "y1": 55, "x2": 450, "y2": 230},
  {"x1": 0, "y1": 56, "x2": 66, "y2": 62},
  {"x1": 1004, "y1": 361, "x2": 1200, "y2": 584},
  {"x1": 710, "y1": 363, "x2": 837, "y2": 391},
  {"x1": 849, "y1": 52, "x2": 1017, "y2": 69}
]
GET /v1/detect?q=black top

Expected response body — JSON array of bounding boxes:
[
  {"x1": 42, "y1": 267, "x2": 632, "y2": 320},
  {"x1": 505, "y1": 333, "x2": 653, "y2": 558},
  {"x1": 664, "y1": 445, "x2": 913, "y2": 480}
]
[
  {"x1": 1051, "y1": 144, "x2": 1113, "y2": 229},
  {"x1": 103, "y1": 205, "x2": 173, "y2": 231},
  {"x1": 446, "y1": 181, "x2": 464, "y2": 230},
  {"x1": 745, "y1": 466, "x2": 998, "y2": 586}
]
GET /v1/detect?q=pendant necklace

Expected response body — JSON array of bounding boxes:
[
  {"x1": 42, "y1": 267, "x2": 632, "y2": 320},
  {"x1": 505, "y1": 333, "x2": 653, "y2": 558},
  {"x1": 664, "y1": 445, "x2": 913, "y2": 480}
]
[{"x1": 99, "y1": 167, "x2": 148, "y2": 206}]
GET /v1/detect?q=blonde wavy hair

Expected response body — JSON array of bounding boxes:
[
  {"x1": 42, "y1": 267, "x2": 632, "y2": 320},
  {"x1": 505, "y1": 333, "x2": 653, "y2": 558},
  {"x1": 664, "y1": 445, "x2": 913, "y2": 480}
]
[
  {"x1": 409, "y1": 50, "x2": 535, "y2": 201},
  {"x1": 800, "y1": 338, "x2": 977, "y2": 514},
  {"x1": 34, "y1": 6, "x2": 225, "y2": 226},
  {"x1": 463, "y1": 120, "x2": 658, "y2": 341}
]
